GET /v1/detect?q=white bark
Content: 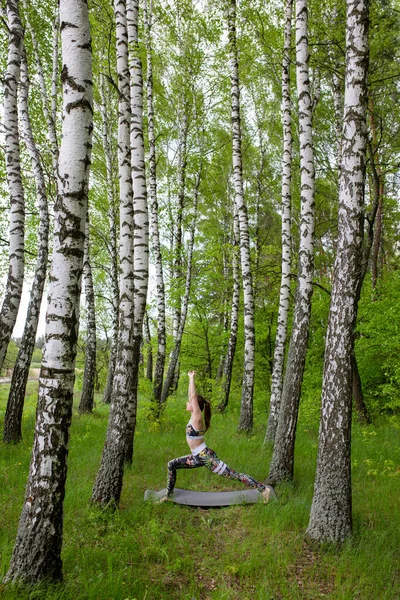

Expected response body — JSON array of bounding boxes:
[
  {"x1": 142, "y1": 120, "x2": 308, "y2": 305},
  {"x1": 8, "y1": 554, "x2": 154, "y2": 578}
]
[
  {"x1": 161, "y1": 164, "x2": 201, "y2": 405},
  {"x1": 218, "y1": 201, "x2": 240, "y2": 412},
  {"x1": 91, "y1": 0, "x2": 135, "y2": 506},
  {"x1": 144, "y1": 311, "x2": 153, "y2": 381},
  {"x1": 173, "y1": 108, "x2": 189, "y2": 341},
  {"x1": 227, "y1": 0, "x2": 255, "y2": 432},
  {"x1": 79, "y1": 218, "x2": 97, "y2": 413},
  {"x1": 307, "y1": 0, "x2": 369, "y2": 543},
  {"x1": 144, "y1": 0, "x2": 167, "y2": 407},
  {"x1": 265, "y1": 0, "x2": 293, "y2": 444},
  {"x1": 0, "y1": 0, "x2": 25, "y2": 372},
  {"x1": 267, "y1": 0, "x2": 315, "y2": 484},
  {"x1": 3, "y1": 50, "x2": 49, "y2": 444},
  {"x1": 99, "y1": 72, "x2": 119, "y2": 405},
  {"x1": 124, "y1": 0, "x2": 149, "y2": 463},
  {"x1": 5, "y1": 0, "x2": 93, "y2": 582}
]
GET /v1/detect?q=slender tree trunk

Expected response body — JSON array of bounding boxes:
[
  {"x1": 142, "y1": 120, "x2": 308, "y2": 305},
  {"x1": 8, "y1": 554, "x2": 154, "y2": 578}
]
[
  {"x1": 0, "y1": 0, "x2": 25, "y2": 373},
  {"x1": 227, "y1": 0, "x2": 255, "y2": 432},
  {"x1": 160, "y1": 166, "x2": 201, "y2": 407},
  {"x1": 307, "y1": 0, "x2": 369, "y2": 544},
  {"x1": 4, "y1": 0, "x2": 93, "y2": 582},
  {"x1": 79, "y1": 219, "x2": 97, "y2": 413},
  {"x1": 371, "y1": 191, "x2": 383, "y2": 291},
  {"x1": 91, "y1": 0, "x2": 135, "y2": 507},
  {"x1": 144, "y1": 312, "x2": 153, "y2": 381},
  {"x1": 351, "y1": 352, "x2": 371, "y2": 424},
  {"x1": 99, "y1": 72, "x2": 119, "y2": 405},
  {"x1": 3, "y1": 51, "x2": 49, "y2": 444},
  {"x1": 144, "y1": 0, "x2": 167, "y2": 406},
  {"x1": 169, "y1": 108, "x2": 189, "y2": 395},
  {"x1": 218, "y1": 201, "x2": 240, "y2": 412},
  {"x1": 267, "y1": 0, "x2": 315, "y2": 484},
  {"x1": 124, "y1": 0, "x2": 149, "y2": 464},
  {"x1": 368, "y1": 94, "x2": 384, "y2": 293},
  {"x1": 265, "y1": 0, "x2": 293, "y2": 444}
]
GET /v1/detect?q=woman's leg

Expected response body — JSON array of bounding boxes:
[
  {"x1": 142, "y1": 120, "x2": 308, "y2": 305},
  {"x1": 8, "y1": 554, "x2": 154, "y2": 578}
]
[
  {"x1": 198, "y1": 447, "x2": 266, "y2": 492},
  {"x1": 165, "y1": 454, "x2": 202, "y2": 497}
]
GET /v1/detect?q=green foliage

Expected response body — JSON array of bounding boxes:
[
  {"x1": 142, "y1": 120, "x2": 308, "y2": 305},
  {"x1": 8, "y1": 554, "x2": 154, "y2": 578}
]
[
  {"x1": 0, "y1": 385, "x2": 399, "y2": 599},
  {"x1": 356, "y1": 273, "x2": 400, "y2": 417}
]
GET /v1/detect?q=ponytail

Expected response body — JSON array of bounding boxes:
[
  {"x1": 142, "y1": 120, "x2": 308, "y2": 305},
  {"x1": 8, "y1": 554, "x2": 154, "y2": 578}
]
[{"x1": 197, "y1": 394, "x2": 212, "y2": 431}]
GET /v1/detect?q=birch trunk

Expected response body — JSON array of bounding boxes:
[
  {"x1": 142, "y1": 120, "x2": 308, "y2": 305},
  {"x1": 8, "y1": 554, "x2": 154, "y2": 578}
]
[
  {"x1": 265, "y1": 0, "x2": 293, "y2": 444},
  {"x1": 160, "y1": 167, "x2": 201, "y2": 407},
  {"x1": 144, "y1": 312, "x2": 153, "y2": 381},
  {"x1": 124, "y1": 0, "x2": 149, "y2": 464},
  {"x1": 368, "y1": 94, "x2": 383, "y2": 293},
  {"x1": 0, "y1": 0, "x2": 25, "y2": 373},
  {"x1": 227, "y1": 0, "x2": 255, "y2": 432},
  {"x1": 351, "y1": 352, "x2": 370, "y2": 424},
  {"x1": 99, "y1": 73, "x2": 119, "y2": 405},
  {"x1": 218, "y1": 201, "x2": 240, "y2": 412},
  {"x1": 144, "y1": 0, "x2": 167, "y2": 407},
  {"x1": 267, "y1": 0, "x2": 315, "y2": 483},
  {"x1": 4, "y1": 0, "x2": 93, "y2": 582},
  {"x1": 3, "y1": 51, "x2": 49, "y2": 444},
  {"x1": 307, "y1": 0, "x2": 369, "y2": 543},
  {"x1": 79, "y1": 219, "x2": 97, "y2": 413},
  {"x1": 170, "y1": 108, "x2": 189, "y2": 395},
  {"x1": 91, "y1": 0, "x2": 135, "y2": 506}
]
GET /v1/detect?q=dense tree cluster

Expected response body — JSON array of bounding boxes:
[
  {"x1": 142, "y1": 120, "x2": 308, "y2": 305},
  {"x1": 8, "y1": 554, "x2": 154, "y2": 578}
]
[{"x1": 0, "y1": 0, "x2": 399, "y2": 585}]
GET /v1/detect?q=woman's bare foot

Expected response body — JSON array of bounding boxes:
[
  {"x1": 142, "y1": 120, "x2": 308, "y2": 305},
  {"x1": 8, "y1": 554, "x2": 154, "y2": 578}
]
[{"x1": 157, "y1": 495, "x2": 170, "y2": 504}]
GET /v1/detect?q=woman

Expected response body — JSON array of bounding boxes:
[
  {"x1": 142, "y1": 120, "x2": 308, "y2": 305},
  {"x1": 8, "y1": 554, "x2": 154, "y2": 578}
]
[{"x1": 159, "y1": 371, "x2": 274, "y2": 503}]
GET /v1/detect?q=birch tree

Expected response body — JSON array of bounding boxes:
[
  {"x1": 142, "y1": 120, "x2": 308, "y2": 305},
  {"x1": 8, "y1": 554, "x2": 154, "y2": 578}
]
[
  {"x1": 124, "y1": 0, "x2": 149, "y2": 463},
  {"x1": 307, "y1": 0, "x2": 369, "y2": 543},
  {"x1": 3, "y1": 51, "x2": 50, "y2": 443},
  {"x1": 218, "y1": 200, "x2": 240, "y2": 412},
  {"x1": 0, "y1": 0, "x2": 25, "y2": 372},
  {"x1": 91, "y1": 0, "x2": 135, "y2": 507},
  {"x1": 99, "y1": 71, "x2": 119, "y2": 405},
  {"x1": 267, "y1": 0, "x2": 315, "y2": 483},
  {"x1": 78, "y1": 218, "x2": 97, "y2": 413},
  {"x1": 4, "y1": 0, "x2": 93, "y2": 582},
  {"x1": 160, "y1": 159, "x2": 202, "y2": 406},
  {"x1": 144, "y1": 0, "x2": 166, "y2": 407},
  {"x1": 227, "y1": 0, "x2": 255, "y2": 432},
  {"x1": 265, "y1": 0, "x2": 293, "y2": 443}
]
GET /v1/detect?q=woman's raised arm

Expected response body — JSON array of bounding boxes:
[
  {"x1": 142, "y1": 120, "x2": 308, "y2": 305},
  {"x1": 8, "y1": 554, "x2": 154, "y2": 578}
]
[{"x1": 188, "y1": 371, "x2": 202, "y2": 420}]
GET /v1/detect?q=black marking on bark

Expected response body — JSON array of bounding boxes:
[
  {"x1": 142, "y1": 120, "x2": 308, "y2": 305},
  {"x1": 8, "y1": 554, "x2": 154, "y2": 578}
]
[
  {"x1": 61, "y1": 65, "x2": 85, "y2": 93},
  {"x1": 40, "y1": 367, "x2": 74, "y2": 379},
  {"x1": 78, "y1": 42, "x2": 92, "y2": 51},
  {"x1": 66, "y1": 98, "x2": 93, "y2": 114},
  {"x1": 60, "y1": 21, "x2": 79, "y2": 32}
]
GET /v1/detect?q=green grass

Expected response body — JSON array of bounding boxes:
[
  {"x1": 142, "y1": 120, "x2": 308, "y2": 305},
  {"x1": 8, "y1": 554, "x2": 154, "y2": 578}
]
[{"x1": 0, "y1": 381, "x2": 399, "y2": 599}]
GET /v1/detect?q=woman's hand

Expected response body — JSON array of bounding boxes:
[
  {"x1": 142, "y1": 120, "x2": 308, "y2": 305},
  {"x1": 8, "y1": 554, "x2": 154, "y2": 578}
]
[{"x1": 188, "y1": 370, "x2": 196, "y2": 378}]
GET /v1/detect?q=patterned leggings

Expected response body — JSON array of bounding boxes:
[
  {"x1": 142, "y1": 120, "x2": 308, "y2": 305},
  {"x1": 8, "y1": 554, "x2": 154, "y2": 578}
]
[{"x1": 166, "y1": 445, "x2": 266, "y2": 497}]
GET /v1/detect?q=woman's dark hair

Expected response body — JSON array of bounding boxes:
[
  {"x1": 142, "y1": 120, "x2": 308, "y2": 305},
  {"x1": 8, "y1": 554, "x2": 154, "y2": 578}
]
[{"x1": 197, "y1": 394, "x2": 211, "y2": 431}]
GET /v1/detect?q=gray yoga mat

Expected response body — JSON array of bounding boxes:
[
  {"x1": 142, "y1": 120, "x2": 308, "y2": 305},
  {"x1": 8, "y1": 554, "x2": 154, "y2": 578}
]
[{"x1": 144, "y1": 486, "x2": 277, "y2": 507}]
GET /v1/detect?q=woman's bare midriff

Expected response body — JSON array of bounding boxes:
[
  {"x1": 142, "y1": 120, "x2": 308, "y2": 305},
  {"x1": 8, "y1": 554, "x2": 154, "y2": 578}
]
[{"x1": 187, "y1": 439, "x2": 204, "y2": 452}]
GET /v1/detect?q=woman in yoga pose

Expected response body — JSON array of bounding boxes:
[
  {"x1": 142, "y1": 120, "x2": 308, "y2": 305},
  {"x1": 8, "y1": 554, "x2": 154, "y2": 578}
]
[{"x1": 159, "y1": 370, "x2": 274, "y2": 503}]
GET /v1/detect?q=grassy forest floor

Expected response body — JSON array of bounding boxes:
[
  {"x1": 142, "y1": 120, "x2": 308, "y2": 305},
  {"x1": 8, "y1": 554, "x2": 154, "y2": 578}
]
[{"x1": 0, "y1": 381, "x2": 399, "y2": 599}]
